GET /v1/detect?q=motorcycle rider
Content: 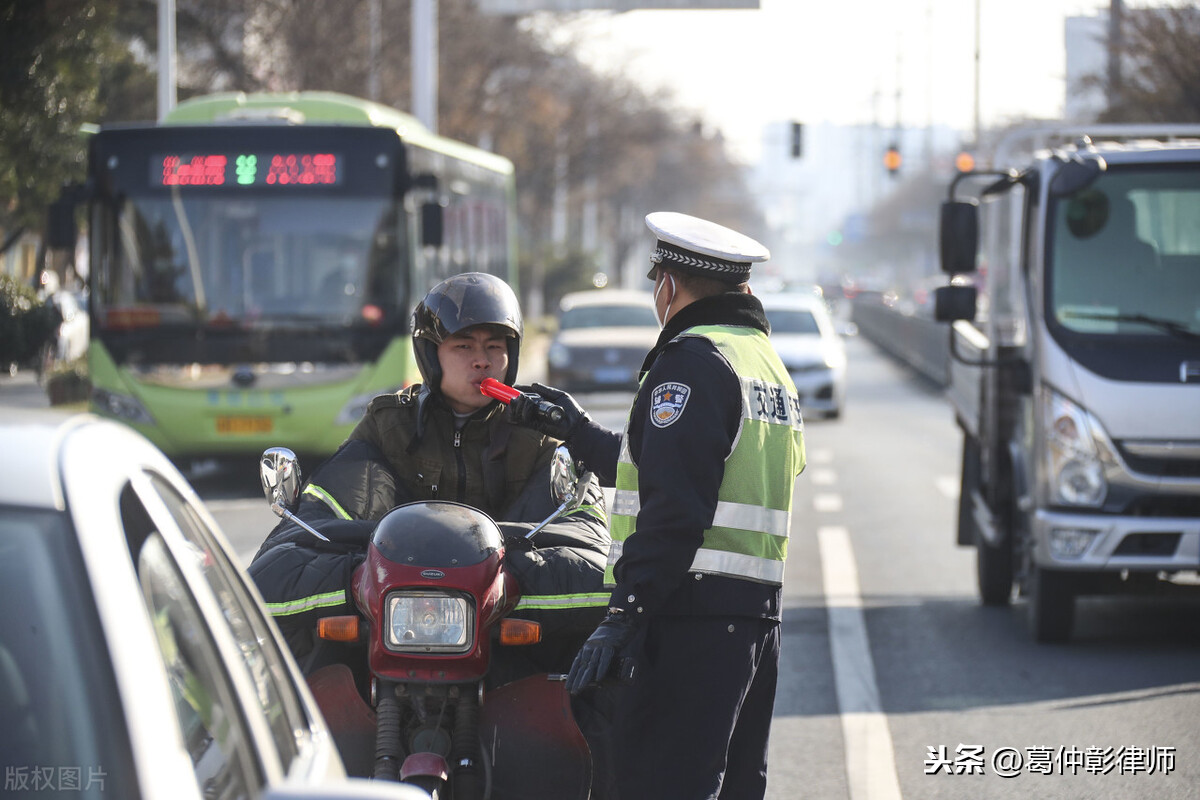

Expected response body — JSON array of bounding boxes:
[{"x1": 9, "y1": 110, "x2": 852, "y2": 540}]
[{"x1": 249, "y1": 272, "x2": 612, "y2": 682}]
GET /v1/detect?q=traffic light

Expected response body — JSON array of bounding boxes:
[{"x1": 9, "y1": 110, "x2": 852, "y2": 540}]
[
  {"x1": 955, "y1": 151, "x2": 976, "y2": 172},
  {"x1": 790, "y1": 121, "x2": 804, "y2": 159},
  {"x1": 884, "y1": 144, "x2": 901, "y2": 176}
]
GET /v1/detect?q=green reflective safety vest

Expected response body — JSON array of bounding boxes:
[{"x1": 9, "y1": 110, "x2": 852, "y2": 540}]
[{"x1": 607, "y1": 324, "x2": 806, "y2": 587}]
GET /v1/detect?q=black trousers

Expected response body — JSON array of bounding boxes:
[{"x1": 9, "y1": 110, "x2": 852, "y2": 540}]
[{"x1": 610, "y1": 615, "x2": 780, "y2": 800}]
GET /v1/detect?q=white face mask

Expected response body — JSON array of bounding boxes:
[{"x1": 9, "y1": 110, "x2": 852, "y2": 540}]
[{"x1": 653, "y1": 273, "x2": 675, "y2": 329}]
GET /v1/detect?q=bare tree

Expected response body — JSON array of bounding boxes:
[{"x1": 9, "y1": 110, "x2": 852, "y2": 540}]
[{"x1": 1100, "y1": 4, "x2": 1200, "y2": 122}]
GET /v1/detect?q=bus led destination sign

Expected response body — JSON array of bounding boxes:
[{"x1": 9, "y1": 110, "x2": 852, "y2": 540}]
[{"x1": 155, "y1": 152, "x2": 341, "y2": 187}]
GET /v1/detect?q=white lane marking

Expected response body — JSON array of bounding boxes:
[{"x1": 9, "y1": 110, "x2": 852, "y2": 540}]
[
  {"x1": 808, "y1": 447, "x2": 835, "y2": 465},
  {"x1": 819, "y1": 526, "x2": 903, "y2": 800},
  {"x1": 810, "y1": 467, "x2": 838, "y2": 486},
  {"x1": 814, "y1": 493, "x2": 843, "y2": 513},
  {"x1": 934, "y1": 475, "x2": 959, "y2": 499}
]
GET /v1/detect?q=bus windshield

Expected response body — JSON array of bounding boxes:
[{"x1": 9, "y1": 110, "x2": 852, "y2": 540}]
[
  {"x1": 99, "y1": 193, "x2": 402, "y2": 328},
  {"x1": 1049, "y1": 166, "x2": 1200, "y2": 340}
]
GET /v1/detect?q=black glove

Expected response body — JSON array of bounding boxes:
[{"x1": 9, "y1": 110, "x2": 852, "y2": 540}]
[
  {"x1": 566, "y1": 611, "x2": 638, "y2": 695},
  {"x1": 508, "y1": 382, "x2": 591, "y2": 442}
]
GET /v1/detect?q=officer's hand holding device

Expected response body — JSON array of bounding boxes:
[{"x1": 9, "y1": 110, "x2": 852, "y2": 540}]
[
  {"x1": 565, "y1": 610, "x2": 638, "y2": 695},
  {"x1": 509, "y1": 382, "x2": 592, "y2": 442}
]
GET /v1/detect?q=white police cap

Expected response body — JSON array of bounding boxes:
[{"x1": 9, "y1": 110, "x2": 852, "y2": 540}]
[{"x1": 646, "y1": 211, "x2": 769, "y2": 283}]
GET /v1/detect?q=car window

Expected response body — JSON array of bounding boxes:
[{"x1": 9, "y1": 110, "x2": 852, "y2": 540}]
[
  {"x1": 136, "y1": 528, "x2": 258, "y2": 800},
  {"x1": 142, "y1": 473, "x2": 308, "y2": 772},
  {"x1": 0, "y1": 508, "x2": 137, "y2": 799},
  {"x1": 559, "y1": 303, "x2": 657, "y2": 330},
  {"x1": 766, "y1": 309, "x2": 821, "y2": 335}
]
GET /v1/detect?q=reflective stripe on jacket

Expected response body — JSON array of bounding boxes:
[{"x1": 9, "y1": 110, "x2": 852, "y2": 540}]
[{"x1": 607, "y1": 324, "x2": 805, "y2": 586}]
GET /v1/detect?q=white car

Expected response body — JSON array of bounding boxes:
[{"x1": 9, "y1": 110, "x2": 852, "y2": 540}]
[
  {"x1": 761, "y1": 293, "x2": 847, "y2": 419},
  {"x1": 0, "y1": 410, "x2": 422, "y2": 800}
]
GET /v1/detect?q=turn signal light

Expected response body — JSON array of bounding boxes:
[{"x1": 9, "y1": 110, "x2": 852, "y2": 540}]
[
  {"x1": 317, "y1": 615, "x2": 361, "y2": 642},
  {"x1": 498, "y1": 618, "x2": 542, "y2": 646}
]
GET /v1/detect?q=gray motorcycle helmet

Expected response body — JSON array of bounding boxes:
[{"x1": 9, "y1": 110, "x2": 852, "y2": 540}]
[{"x1": 410, "y1": 273, "x2": 523, "y2": 393}]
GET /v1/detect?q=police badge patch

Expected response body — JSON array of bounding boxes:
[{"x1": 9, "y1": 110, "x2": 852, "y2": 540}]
[{"x1": 650, "y1": 382, "x2": 690, "y2": 428}]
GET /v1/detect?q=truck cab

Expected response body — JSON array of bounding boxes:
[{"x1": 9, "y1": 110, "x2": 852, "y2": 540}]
[{"x1": 935, "y1": 130, "x2": 1200, "y2": 642}]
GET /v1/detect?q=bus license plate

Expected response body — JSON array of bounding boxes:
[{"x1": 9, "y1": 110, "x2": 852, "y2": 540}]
[{"x1": 216, "y1": 416, "x2": 273, "y2": 435}]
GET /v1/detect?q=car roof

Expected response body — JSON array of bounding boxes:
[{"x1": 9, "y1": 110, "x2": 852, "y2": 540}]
[
  {"x1": 758, "y1": 292, "x2": 828, "y2": 312},
  {"x1": 558, "y1": 289, "x2": 654, "y2": 312},
  {"x1": 0, "y1": 410, "x2": 90, "y2": 510}
]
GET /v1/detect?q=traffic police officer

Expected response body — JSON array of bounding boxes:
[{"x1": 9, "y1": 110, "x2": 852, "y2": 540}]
[{"x1": 509, "y1": 212, "x2": 806, "y2": 799}]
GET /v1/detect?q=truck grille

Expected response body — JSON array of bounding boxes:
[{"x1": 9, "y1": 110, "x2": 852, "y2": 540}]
[{"x1": 1116, "y1": 440, "x2": 1200, "y2": 479}]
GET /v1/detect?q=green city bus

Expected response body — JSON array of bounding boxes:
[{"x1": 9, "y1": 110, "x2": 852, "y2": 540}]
[{"x1": 66, "y1": 91, "x2": 516, "y2": 460}]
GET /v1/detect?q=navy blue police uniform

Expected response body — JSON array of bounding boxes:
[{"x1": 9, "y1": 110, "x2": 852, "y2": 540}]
[{"x1": 511, "y1": 212, "x2": 806, "y2": 800}]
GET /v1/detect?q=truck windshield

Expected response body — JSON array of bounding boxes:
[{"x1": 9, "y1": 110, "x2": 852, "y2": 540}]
[{"x1": 1049, "y1": 167, "x2": 1200, "y2": 340}]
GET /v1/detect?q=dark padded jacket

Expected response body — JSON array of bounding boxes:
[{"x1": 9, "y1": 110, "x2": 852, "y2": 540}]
[{"x1": 249, "y1": 388, "x2": 611, "y2": 663}]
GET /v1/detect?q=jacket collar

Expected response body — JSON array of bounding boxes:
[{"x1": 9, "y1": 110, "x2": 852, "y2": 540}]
[{"x1": 640, "y1": 292, "x2": 769, "y2": 376}]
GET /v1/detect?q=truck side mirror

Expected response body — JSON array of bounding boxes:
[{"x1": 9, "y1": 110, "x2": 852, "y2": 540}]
[
  {"x1": 931, "y1": 284, "x2": 979, "y2": 321},
  {"x1": 421, "y1": 201, "x2": 444, "y2": 248},
  {"x1": 939, "y1": 200, "x2": 979, "y2": 275},
  {"x1": 933, "y1": 284, "x2": 977, "y2": 323}
]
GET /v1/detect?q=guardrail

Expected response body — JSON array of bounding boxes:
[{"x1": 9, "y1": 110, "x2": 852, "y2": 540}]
[{"x1": 849, "y1": 299, "x2": 949, "y2": 386}]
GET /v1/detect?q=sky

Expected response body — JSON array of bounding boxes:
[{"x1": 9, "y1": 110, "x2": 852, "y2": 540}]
[{"x1": 547, "y1": 0, "x2": 1116, "y2": 163}]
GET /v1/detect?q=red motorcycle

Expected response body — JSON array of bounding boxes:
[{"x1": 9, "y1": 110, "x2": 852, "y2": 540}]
[{"x1": 260, "y1": 444, "x2": 596, "y2": 799}]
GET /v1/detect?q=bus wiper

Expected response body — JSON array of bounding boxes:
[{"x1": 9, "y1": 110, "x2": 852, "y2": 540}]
[{"x1": 1061, "y1": 309, "x2": 1200, "y2": 341}]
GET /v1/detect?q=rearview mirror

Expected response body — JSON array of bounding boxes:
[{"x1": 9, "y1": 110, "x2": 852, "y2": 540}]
[
  {"x1": 939, "y1": 200, "x2": 979, "y2": 275},
  {"x1": 549, "y1": 446, "x2": 581, "y2": 508},
  {"x1": 261, "y1": 447, "x2": 303, "y2": 515},
  {"x1": 933, "y1": 284, "x2": 977, "y2": 323}
]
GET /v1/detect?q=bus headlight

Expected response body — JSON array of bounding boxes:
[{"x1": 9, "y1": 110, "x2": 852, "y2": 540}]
[
  {"x1": 1042, "y1": 387, "x2": 1115, "y2": 507},
  {"x1": 92, "y1": 387, "x2": 156, "y2": 426},
  {"x1": 384, "y1": 590, "x2": 473, "y2": 654}
]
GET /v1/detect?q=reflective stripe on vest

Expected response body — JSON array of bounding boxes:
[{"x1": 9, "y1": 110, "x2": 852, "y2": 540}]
[{"x1": 606, "y1": 324, "x2": 805, "y2": 587}]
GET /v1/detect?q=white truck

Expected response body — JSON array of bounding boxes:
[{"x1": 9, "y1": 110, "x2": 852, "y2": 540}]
[{"x1": 934, "y1": 126, "x2": 1200, "y2": 642}]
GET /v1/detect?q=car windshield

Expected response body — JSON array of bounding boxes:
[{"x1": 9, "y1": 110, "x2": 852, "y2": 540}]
[
  {"x1": 559, "y1": 303, "x2": 658, "y2": 330},
  {"x1": 0, "y1": 508, "x2": 135, "y2": 798},
  {"x1": 765, "y1": 308, "x2": 821, "y2": 335}
]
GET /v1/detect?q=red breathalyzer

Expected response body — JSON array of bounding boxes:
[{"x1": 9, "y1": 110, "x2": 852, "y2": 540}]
[
  {"x1": 480, "y1": 378, "x2": 521, "y2": 404},
  {"x1": 480, "y1": 378, "x2": 566, "y2": 424}
]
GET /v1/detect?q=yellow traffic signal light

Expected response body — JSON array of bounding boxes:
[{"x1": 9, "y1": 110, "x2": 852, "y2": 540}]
[
  {"x1": 955, "y1": 151, "x2": 976, "y2": 172},
  {"x1": 884, "y1": 145, "x2": 901, "y2": 175}
]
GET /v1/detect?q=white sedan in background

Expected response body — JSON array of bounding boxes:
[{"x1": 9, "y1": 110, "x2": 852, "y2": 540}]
[
  {"x1": 761, "y1": 292, "x2": 848, "y2": 419},
  {"x1": 0, "y1": 411, "x2": 420, "y2": 800}
]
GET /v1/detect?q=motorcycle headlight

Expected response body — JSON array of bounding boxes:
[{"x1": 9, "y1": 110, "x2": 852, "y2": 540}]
[
  {"x1": 384, "y1": 590, "x2": 474, "y2": 654},
  {"x1": 1041, "y1": 387, "x2": 1116, "y2": 507}
]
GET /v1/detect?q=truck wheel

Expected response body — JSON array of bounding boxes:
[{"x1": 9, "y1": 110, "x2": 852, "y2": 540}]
[
  {"x1": 1027, "y1": 565, "x2": 1075, "y2": 643},
  {"x1": 976, "y1": 531, "x2": 1013, "y2": 606}
]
